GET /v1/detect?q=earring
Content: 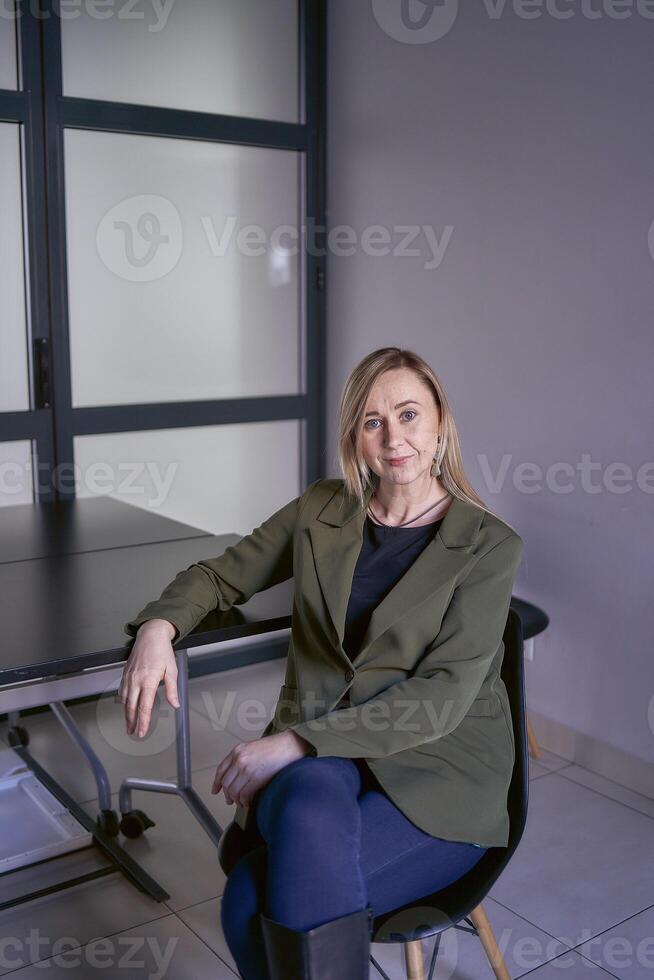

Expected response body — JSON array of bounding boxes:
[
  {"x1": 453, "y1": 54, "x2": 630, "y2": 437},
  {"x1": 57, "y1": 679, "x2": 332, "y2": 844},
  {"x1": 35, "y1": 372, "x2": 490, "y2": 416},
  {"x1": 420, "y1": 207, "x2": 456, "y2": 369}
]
[{"x1": 431, "y1": 435, "x2": 442, "y2": 478}]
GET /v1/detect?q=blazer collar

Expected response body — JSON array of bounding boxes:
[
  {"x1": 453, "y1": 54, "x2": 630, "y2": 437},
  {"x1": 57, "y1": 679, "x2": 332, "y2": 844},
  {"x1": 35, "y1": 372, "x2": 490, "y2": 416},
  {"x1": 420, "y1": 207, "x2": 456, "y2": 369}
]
[{"x1": 308, "y1": 481, "x2": 484, "y2": 671}]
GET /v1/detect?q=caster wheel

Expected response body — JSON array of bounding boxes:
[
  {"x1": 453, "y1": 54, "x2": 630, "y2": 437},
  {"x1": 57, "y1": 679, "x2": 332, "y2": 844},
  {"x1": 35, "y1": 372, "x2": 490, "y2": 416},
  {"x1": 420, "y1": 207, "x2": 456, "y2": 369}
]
[
  {"x1": 120, "y1": 809, "x2": 156, "y2": 839},
  {"x1": 96, "y1": 809, "x2": 120, "y2": 838},
  {"x1": 8, "y1": 726, "x2": 29, "y2": 747}
]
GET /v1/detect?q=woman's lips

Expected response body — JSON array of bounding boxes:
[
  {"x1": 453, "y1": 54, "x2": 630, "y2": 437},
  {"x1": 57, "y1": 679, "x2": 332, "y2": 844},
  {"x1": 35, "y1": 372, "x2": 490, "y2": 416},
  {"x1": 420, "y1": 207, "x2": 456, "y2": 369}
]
[{"x1": 386, "y1": 456, "x2": 412, "y2": 466}]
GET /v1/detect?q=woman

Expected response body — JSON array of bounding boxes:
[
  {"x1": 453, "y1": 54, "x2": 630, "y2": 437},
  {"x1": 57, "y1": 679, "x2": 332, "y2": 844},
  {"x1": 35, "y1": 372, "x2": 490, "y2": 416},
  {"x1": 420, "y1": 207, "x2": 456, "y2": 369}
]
[{"x1": 120, "y1": 347, "x2": 523, "y2": 980}]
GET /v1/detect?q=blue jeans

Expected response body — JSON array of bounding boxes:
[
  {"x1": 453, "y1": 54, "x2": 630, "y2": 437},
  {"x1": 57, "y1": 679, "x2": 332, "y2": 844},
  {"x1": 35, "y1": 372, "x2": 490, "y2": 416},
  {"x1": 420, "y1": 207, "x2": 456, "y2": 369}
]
[{"x1": 220, "y1": 755, "x2": 488, "y2": 980}]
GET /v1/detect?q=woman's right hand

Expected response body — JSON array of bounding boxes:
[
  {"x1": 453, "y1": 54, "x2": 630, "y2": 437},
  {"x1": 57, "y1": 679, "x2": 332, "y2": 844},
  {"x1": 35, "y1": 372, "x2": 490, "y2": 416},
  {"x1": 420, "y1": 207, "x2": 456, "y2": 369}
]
[{"x1": 117, "y1": 619, "x2": 181, "y2": 738}]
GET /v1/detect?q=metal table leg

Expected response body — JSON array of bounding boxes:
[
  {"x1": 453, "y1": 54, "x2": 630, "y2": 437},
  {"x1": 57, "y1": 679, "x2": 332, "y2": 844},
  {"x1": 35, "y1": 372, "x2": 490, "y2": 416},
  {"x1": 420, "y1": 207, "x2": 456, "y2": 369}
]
[
  {"x1": 48, "y1": 701, "x2": 113, "y2": 813},
  {"x1": 118, "y1": 649, "x2": 225, "y2": 848}
]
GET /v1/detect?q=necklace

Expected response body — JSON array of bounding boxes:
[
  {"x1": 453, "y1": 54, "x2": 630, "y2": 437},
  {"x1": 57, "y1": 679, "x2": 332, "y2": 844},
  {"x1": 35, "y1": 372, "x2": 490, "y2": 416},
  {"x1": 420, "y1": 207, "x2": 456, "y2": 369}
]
[{"x1": 367, "y1": 492, "x2": 450, "y2": 528}]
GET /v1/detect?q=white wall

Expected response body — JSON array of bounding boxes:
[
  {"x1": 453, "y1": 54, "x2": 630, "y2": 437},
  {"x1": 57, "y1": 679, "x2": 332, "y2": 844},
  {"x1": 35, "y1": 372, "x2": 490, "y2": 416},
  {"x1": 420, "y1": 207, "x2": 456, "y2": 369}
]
[{"x1": 325, "y1": 1, "x2": 654, "y2": 781}]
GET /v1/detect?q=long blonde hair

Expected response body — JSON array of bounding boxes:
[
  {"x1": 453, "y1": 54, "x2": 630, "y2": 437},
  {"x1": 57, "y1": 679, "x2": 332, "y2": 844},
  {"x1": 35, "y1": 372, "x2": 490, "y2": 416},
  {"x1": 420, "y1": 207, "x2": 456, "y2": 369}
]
[{"x1": 335, "y1": 347, "x2": 502, "y2": 521}]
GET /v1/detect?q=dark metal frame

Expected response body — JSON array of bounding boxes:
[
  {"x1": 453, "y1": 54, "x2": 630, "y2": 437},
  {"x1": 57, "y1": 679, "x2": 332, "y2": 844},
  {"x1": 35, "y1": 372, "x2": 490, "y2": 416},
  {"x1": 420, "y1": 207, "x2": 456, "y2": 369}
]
[
  {"x1": 0, "y1": 8, "x2": 56, "y2": 495},
  {"x1": 1, "y1": 741, "x2": 170, "y2": 909},
  {"x1": 0, "y1": 0, "x2": 326, "y2": 501}
]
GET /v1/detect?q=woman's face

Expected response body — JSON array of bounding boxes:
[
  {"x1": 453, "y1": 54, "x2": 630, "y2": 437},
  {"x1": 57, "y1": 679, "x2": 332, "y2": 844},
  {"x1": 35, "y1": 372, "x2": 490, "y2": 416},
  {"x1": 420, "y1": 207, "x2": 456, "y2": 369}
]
[{"x1": 360, "y1": 368, "x2": 441, "y2": 487}]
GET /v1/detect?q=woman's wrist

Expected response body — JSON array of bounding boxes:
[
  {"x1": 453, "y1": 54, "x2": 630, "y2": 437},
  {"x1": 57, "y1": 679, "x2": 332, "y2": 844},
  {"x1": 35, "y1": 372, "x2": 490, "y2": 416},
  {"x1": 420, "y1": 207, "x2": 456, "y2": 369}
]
[
  {"x1": 283, "y1": 729, "x2": 317, "y2": 757},
  {"x1": 138, "y1": 618, "x2": 177, "y2": 642}
]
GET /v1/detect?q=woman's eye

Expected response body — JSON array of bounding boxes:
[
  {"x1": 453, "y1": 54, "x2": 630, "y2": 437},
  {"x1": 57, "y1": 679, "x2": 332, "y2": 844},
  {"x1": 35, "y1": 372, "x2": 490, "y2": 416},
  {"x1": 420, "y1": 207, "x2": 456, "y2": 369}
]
[{"x1": 365, "y1": 411, "x2": 417, "y2": 429}]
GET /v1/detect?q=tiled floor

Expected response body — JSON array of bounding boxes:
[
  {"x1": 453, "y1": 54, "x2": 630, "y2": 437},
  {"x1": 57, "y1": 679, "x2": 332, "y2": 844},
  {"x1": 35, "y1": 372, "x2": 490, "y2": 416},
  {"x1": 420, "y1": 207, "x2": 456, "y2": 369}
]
[{"x1": 1, "y1": 659, "x2": 652, "y2": 978}]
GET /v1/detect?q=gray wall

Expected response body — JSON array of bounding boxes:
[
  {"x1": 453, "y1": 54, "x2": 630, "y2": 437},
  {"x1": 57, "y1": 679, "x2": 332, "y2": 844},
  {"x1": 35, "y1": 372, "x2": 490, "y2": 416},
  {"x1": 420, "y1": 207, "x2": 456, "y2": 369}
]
[{"x1": 324, "y1": 1, "x2": 654, "y2": 773}]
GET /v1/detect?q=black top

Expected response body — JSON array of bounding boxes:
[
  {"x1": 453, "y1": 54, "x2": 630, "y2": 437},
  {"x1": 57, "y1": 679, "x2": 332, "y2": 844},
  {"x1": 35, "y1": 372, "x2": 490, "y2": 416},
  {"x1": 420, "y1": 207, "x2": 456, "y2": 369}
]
[{"x1": 338, "y1": 514, "x2": 443, "y2": 705}]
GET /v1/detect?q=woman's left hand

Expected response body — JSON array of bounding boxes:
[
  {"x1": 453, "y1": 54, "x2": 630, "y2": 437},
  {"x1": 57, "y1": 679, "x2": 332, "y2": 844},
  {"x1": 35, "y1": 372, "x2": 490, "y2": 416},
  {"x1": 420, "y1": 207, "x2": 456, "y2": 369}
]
[{"x1": 211, "y1": 730, "x2": 314, "y2": 806}]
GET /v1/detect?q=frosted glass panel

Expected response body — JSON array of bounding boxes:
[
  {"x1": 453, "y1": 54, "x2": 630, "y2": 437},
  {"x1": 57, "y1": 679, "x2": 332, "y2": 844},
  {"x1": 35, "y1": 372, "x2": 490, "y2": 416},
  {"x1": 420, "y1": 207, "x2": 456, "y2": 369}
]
[
  {"x1": 0, "y1": 441, "x2": 34, "y2": 507},
  {"x1": 0, "y1": 7, "x2": 17, "y2": 89},
  {"x1": 74, "y1": 419, "x2": 301, "y2": 536},
  {"x1": 0, "y1": 123, "x2": 29, "y2": 411},
  {"x1": 64, "y1": 129, "x2": 301, "y2": 408},
  {"x1": 61, "y1": 0, "x2": 299, "y2": 123}
]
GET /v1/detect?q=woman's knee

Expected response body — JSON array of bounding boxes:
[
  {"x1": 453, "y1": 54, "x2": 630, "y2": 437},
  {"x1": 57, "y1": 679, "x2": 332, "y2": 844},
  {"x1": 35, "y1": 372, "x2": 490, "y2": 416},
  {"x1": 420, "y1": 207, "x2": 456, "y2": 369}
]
[{"x1": 255, "y1": 756, "x2": 360, "y2": 839}]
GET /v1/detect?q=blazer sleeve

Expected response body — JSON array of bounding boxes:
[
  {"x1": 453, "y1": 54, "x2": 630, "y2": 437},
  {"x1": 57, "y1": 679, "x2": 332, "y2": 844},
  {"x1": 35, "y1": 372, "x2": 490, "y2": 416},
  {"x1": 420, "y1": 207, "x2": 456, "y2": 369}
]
[
  {"x1": 123, "y1": 480, "x2": 320, "y2": 644},
  {"x1": 287, "y1": 531, "x2": 523, "y2": 759}
]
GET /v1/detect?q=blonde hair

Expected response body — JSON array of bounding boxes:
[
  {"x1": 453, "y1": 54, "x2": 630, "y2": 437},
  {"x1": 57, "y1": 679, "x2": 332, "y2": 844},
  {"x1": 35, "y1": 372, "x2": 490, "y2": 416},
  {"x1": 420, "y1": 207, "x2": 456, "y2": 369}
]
[{"x1": 335, "y1": 346, "x2": 504, "y2": 521}]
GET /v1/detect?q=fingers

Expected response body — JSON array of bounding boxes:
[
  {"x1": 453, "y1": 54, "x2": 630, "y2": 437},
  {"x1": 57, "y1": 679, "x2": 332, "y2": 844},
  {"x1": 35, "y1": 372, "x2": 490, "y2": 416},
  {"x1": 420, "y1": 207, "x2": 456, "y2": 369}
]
[
  {"x1": 125, "y1": 686, "x2": 141, "y2": 736},
  {"x1": 211, "y1": 753, "x2": 231, "y2": 795},
  {"x1": 163, "y1": 664, "x2": 180, "y2": 709},
  {"x1": 212, "y1": 753, "x2": 245, "y2": 803},
  {"x1": 228, "y1": 773, "x2": 256, "y2": 807},
  {"x1": 211, "y1": 746, "x2": 258, "y2": 806},
  {"x1": 133, "y1": 681, "x2": 159, "y2": 738}
]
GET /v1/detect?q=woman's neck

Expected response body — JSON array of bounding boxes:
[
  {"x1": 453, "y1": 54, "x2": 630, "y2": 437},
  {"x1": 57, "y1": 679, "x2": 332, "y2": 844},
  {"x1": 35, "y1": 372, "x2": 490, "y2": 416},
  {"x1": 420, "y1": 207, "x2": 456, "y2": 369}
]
[{"x1": 368, "y1": 483, "x2": 452, "y2": 527}]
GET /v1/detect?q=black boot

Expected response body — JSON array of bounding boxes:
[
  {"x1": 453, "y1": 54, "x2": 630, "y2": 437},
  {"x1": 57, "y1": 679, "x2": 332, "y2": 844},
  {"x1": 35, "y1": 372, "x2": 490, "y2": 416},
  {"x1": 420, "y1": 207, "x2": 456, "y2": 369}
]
[{"x1": 260, "y1": 903, "x2": 374, "y2": 979}]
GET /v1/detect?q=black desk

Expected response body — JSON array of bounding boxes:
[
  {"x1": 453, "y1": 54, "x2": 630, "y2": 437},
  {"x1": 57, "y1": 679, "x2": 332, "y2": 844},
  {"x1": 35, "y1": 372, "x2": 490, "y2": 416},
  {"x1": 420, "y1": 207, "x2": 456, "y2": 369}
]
[{"x1": 0, "y1": 497, "x2": 293, "y2": 910}]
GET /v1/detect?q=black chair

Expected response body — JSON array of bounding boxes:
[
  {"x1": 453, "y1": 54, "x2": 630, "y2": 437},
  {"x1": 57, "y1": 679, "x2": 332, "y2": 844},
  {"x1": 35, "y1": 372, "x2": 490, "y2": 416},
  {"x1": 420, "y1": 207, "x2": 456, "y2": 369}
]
[
  {"x1": 218, "y1": 607, "x2": 527, "y2": 979},
  {"x1": 510, "y1": 596, "x2": 549, "y2": 761},
  {"x1": 365, "y1": 606, "x2": 527, "y2": 979}
]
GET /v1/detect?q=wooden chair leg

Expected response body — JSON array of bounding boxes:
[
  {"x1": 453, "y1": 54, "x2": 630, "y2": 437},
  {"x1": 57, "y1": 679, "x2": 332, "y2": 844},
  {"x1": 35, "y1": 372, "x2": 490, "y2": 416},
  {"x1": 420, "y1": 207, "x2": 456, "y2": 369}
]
[
  {"x1": 404, "y1": 938, "x2": 426, "y2": 980},
  {"x1": 469, "y1": 903, "x2": 511, "y2": 979},
  {"x1": 527, "y1": 714, "x2": 542, "y2": 759}
]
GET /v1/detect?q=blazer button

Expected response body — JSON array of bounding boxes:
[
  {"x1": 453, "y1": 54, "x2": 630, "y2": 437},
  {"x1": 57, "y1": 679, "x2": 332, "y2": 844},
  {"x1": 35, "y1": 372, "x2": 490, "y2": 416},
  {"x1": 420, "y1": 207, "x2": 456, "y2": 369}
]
[{"x1": 344, "y1": 669, "x2": 354, "y2": 681}]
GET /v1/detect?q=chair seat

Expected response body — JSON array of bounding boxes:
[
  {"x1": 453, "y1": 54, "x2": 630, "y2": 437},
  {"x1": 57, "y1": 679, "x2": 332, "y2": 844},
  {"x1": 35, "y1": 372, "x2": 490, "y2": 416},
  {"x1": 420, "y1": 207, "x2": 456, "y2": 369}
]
[{"x1": 510, "y1": 596, "x2": 549, "y2": 640}]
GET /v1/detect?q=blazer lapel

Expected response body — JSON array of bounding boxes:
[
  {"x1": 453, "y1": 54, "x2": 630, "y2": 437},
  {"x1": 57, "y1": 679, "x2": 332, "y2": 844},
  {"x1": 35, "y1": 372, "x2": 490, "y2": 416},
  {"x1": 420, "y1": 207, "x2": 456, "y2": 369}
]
[{"x1": 308, "y1": 481, "x2": 485, "y2": 671}]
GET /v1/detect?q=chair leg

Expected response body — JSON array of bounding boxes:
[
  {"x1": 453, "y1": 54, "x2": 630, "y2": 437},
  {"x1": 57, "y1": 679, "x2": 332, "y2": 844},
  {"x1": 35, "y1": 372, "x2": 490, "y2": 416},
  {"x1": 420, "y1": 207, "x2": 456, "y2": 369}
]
[
  {"x1": 469, "y1": 903, "x2": 511, "y2": 979},
  {"x1": 526, "y1": 714, "x2": 542, "y2": 759},
  {"x1": 404, "y1": 938, "x2": 426, "y2": 980}
]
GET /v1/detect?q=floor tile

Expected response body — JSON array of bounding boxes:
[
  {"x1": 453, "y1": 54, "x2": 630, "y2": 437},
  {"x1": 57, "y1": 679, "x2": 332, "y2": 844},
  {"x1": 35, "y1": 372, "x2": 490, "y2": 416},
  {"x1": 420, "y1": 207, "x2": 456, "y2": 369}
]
[
  {"x1": 177, "y1": 895, "x2": 241, "y2": 976},
  {"x1": 576, "y1": 904, "x2": 654, "y2": 978},
  {"x1": 490, "y1": 772, "x2": 654, "y2": 945},
  {"x1": 558, "y1": 765, "x2": 654, "y2": 821},
  {"x1": 2, "y1": 912, "x2": 238, "y2": 978},
  {"x1": 530, "y1": 758, "x2": 558, "y2": 780},
  {"x1": 0, "y1": 871, "x2": 169, "y2": 976},
  {"x1": 528, "y1": 747, "x2": 573, "y2": 775},
  {"x1": 518, "y1": 947, "x2": 618, "y2": 977}
]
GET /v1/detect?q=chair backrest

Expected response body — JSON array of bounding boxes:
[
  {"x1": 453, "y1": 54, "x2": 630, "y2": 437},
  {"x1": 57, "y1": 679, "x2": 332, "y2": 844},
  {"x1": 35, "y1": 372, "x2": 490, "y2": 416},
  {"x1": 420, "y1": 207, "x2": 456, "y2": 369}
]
[{"x1": 371, "y1": 606, "x2": 528, "y2": 941}]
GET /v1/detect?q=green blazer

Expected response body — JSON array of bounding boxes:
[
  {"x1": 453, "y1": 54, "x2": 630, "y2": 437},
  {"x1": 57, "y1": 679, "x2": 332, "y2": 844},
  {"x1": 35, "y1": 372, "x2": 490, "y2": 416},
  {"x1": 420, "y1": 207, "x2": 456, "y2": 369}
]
[{"x1": 124, "y1": 478, "x2": 523, "y2": 847}]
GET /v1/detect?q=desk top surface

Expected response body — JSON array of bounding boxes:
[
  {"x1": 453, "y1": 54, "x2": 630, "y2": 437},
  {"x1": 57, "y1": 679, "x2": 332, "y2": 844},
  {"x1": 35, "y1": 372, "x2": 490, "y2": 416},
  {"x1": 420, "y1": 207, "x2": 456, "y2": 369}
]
[
  {"x1": 0, "y1": 498, "x2": 293, "y2": 687},
  {"x1": 0, "y1": 496, "x2": 210, "y2": 564}
]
